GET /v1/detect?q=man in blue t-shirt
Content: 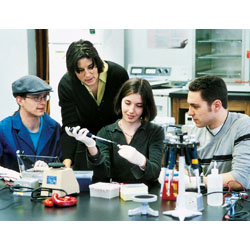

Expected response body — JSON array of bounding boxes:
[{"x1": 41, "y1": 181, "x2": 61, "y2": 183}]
[{"x1": 0, "y1": 75, "x2": 62, "y2": 180}]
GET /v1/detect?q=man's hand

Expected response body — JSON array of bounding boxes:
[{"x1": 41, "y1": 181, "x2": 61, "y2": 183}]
[
  {"x1": 34, "y1": 160, "x2": 49, "y2": 171},
  {"x1": 0, "y1": 166, "x2": 21, "y2": 181}
]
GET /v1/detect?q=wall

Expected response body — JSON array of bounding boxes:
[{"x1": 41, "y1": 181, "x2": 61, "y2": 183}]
[
  {"x1": 0, "y1": 29, "x2": 36, "y2": 120},
  {"x1": 124, "y1": 29, "x2": 194, "y2": 81}
]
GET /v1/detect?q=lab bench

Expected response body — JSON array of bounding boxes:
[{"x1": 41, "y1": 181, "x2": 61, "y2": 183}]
[
  {"x1": 170, "y1": 90, "x2": 250, "y2": 124},
  {"x1": 0, "y1": 181, "x2": 249, "y2": 221}
]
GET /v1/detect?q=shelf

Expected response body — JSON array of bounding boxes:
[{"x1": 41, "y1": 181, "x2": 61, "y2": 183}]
[
  {"x1": 197, "y1": 39, "x2": 242, "y2": 43},
  {"x1": 197, "y1": 53, "x2": 242, "y2": 59},
  {"x1": 196, "y1": 69, "x2": 241, "y2": 78}
]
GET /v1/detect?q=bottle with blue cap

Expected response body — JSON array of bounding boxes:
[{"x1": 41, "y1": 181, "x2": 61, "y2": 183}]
[{"x1": 207, "y1": 161, "x2": 223, "y2": 206}]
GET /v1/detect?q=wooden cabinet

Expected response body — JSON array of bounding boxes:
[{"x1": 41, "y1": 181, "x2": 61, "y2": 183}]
[{"x1": 170, "y1": 90, "x2": 250, "y2": 124}]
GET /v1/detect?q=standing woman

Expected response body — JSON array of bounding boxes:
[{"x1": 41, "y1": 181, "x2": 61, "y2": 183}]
[
  {"x1": 66, "y1": 78, "x2": 164, "y2": 186},
  {"x1": 58, "y1": 40, "x2": 129, "y2": 169}
]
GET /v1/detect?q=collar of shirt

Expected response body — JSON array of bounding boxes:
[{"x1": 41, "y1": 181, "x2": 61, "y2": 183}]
[
  {"x1": 207, "y1": 124, "x2": 223, "y2": 135},
  {"x1": 96, "y1": 61, "x2": 108, "y2": 105},
  {"x1": 82, "y1": 61, "x2": 108, "y2": 106},
  {"x1": 206, "y1": 112, "x2": 229, "y2": 136},
  {"x1": 99, "y1": 61, "x2": 108, "y2": 83},
  {"x1": 110, "y1": 119, "x2": 147, "y2": 133}
]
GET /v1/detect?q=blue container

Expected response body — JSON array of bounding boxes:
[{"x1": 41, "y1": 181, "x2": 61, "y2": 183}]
[{"x1": 74, "y1": 171, "x2": 93, "y2": 192}]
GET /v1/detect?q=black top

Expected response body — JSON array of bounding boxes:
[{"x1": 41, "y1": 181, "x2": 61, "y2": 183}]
[
  {"x1": 58, "y1": 61, "x2": 129, "y2": 166},
  {"x1": 2, "y1": 180, "x2": 248, "y2": 221},
  {"x1": 87, "y1": 120, "x2": 164, "y2": 186}
]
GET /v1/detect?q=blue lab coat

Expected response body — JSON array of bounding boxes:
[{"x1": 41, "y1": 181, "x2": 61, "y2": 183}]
[{"x1": 0, "y1": 112, "x2": 62, "y2": 172}]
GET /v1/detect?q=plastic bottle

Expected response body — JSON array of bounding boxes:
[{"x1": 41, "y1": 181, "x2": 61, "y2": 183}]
[{"x1": 207, "y1": 162, "x2": 223, "y2": 206}]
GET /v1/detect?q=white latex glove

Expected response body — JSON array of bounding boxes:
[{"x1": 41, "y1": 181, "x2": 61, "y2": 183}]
[
  {"x1": 33, "y1": 160, "x2": 49, "y2": 171},
  {"x1": 118, "y1": 145, "x2": 146, "y2": 167},
  {"x1": 0, "y1": 166, "x2": 21, "y2": 181},
  {"x1": 65, "y1": 126, "x2": 96, "y2": 148}
]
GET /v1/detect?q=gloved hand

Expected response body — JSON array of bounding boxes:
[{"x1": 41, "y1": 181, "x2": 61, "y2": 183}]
[
  {"x1": 118, "y1": 145, "x2": 146, "y2": 167},
  {"x1": 0, "y1": 166, "x2": 21, "y2": 181},
  {"x1": 33, "y1": 160, "x2": 49, "y2": 171},
  {"x1": 65, "y1": 126, "x2": 96, "y2": 148}
]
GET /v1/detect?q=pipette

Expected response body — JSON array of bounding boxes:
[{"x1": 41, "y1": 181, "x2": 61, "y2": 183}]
[
  {"x1": 88, "y1": 133, "x2": 119, "y2": 145},
  {"x1": 69, "y1": 127, "x2": 119, "y2": 145},
  {"x1": 167, "y1": 147, "x2": 177, "y2": 196},
  {"x1": 160, "y1": 147, "x2": 170, "y2": 197},
  {"x1": 189, "y1": 146, "x2": 201, "y2": 193}
]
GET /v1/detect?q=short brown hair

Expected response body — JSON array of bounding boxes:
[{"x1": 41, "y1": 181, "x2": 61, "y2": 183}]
[
  {"x1": 114, "y1": 78, "x2": 157, "y2": 122},
  {"x1": 189, "y1": 75, "x2": 228, "y2": 109}
]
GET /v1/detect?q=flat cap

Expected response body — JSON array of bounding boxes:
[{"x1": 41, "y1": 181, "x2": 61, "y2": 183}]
[{"x1": 12, "y1": 75, "x2": 52, "y2": 97}]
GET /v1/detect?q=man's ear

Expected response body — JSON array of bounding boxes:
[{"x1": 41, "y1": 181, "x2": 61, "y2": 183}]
[
  {"x1": 16, "y1": 96, "x2": 24, "y2": 106},
  {"x1": 212, "y1": 99, "x2": 222, "y2": 112}
]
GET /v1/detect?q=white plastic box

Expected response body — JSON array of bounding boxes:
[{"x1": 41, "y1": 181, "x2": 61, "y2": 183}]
[
  {"x1": 89, "y1": 182, "x2": 120, "y2": 199},
  {"x1": 120, "y1": 183, "x2": 148, "y2": 201}
]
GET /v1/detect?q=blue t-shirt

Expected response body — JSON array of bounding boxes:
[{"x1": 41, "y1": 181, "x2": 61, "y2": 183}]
[{"x1": 29, "y1": 116, "x2": 43, "y2": 150}]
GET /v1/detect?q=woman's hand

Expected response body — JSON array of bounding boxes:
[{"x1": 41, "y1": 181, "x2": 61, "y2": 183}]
[
  {"x1": 118, "y1": 145, "x2": 146, "y2": 168},
  {"x1": 65, "y1": 126, "x2": 96, "y2": 148}
]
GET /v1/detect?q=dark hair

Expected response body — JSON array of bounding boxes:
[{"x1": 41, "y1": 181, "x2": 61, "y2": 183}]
[
  {"x1": 13, "y1": 93, "x2": 26, "y2": 116},
  {"x1": 114, "y1": 78, "x2": 157, "y2": 122},
  {"x1": 13, "y1": 93, "x2": 27, "y2": 98},
  {"x1": 189, "y1": 75, "x2": 228, "y2": 109},
  {"x1": 66, "y1": 40, "x2": 104, "y2": 78}
]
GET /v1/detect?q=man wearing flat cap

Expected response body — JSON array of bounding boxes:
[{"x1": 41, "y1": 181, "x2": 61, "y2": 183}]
[{"x1": 0, "y1": 75, "x2": 62, "y2": 178}]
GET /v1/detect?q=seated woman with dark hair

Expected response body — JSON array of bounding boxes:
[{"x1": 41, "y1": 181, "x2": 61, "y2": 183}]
[{"x1": 66, "y1": 78, "x2": 164, "y2": 186}]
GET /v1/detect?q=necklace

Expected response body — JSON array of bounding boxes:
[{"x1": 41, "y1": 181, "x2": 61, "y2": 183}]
[{"x1": 119, "y1": 121, "x2": 134, "y2": 138}]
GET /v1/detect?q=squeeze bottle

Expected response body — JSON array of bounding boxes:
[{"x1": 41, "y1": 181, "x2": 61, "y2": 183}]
[{"x1": 207, "y1": 162, "x2": 223, "y2": 206}]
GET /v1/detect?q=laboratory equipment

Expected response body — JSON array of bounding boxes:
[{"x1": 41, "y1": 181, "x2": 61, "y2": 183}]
[
  {"x1": 41, "y1": 164, "x2": 80, "y2": 197},
  {"x1": 74, "y1": 171, "x2": 93, "y2": 192},
  {"x1": 128, "y1": 64, "x2": 188, "y2": 119},
  {"x1": 128, "y1": 194, "x2": 159, "y2": 217},
  {"x1": 195, "y1": 29, "x2": 250, "y2": 86},
  {"x1": 161, "y1": 173, "x2": 179, "y2": 200},
  {"x1": 183, "y1": 192, "x2": 204, "y2": 212},
  {"x1": 222, "y1": 192, "x2": 249, "y2": 220},
  {"x1": 69, "y1": 127, "x2": 119, "y2": 146},
  {"x1": 120, "y1": 183, "x2": 148, "y2": 201},
  {"x1": 44, "y1": 193, "x2": 77, "y2": 207},
  {"x1": 160, "y1": 127, "x2": 201, "y2": 196},
  {"x1": 161, "y1": 128, "x2": 203, "y2": 220},
  {"x1": 12, "y1": 178, "x2": 40, "y2": 196},
  {"x1": 185, "y1": 112, "x2": 194, "y2": 125},
  {"x1": 89, "y1": 182, "x2": 120, "y2": 199},
  {"x1": 87, "y1": 133, "x2": 118, "y2": 145},
  {"x1": 16, "y1": 150, "x2": 61, "y2": 184},
  {"x1": 207, "y1": 161, "x2": 223, "y2": 206}
]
